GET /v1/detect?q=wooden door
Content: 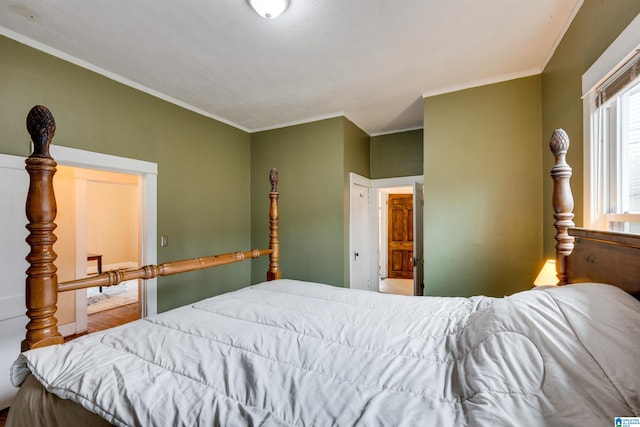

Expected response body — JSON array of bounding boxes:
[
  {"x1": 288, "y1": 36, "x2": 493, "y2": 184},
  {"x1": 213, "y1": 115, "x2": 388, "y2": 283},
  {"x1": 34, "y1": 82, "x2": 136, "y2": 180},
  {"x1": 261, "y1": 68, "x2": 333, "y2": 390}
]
[{"x1": 387, "y1": 194, "x2": 414, "y2": 279}]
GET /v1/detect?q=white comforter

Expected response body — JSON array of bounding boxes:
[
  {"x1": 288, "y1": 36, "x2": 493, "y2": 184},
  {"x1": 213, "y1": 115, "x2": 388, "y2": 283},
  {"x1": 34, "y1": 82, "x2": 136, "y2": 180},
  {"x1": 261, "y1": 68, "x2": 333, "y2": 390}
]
[{"x1": 11, "y1": 279, "x2": 640, "y2": 426}]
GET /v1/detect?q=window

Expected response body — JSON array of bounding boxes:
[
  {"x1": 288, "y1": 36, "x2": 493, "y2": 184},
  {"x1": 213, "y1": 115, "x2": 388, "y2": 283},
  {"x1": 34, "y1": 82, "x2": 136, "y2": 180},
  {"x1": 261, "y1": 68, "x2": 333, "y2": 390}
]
[
  {"x1": 594, "y1": 57, "x2": 640, "y2": 233},
  {"x1": 583, "y1": 16, "x2": 640, "y2": 235}
]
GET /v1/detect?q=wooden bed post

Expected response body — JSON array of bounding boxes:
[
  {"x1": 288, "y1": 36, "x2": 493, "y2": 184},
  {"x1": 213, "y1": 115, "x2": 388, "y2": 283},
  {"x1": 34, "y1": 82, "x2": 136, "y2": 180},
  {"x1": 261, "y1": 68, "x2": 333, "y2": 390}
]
[
  {"x1": 549, "y1": 129, "x2": 575, "y2": 285},
  {"x1": 267, "y1": 168, "x2": 282, "y2": 280},
  {"x1": 22, "y1": 105, "x2": 64, "y2": 351},
  {"x1": 19, "y1": 106, "x2": 283, "y2": 350}
]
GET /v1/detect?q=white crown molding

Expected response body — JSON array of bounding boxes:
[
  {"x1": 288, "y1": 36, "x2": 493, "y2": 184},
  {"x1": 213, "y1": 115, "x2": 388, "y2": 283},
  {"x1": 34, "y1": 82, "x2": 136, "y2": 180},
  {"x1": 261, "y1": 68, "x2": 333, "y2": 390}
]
[
  {"x1": 0, "y1": 25, "x2": 251, "y2": 133},
  {"x1": 370, "y1": 126, "x2": 423, "y2": 137},
  {"x1": 250, "y1": 111, "x2": 346, "y2": 133},
  {"x1": 540, "y1": 0, "x2": 584, "y2": 71},
  {"x1": 421, "y1": 68, "x2": 541, "y2": 99}
]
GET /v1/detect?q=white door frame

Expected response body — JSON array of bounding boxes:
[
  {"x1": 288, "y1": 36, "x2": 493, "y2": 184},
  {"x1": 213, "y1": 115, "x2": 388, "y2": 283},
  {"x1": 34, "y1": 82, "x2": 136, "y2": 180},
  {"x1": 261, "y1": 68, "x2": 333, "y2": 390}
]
[
  {"x1": 50, "y1": 145, "x2": 158, "y2": 323},
  {"x1": 413, "y1": 181, "x2": 424, "y2": 296},
  {"x1": 349, "y1": 173, "x2": 424, "y2": 293}
]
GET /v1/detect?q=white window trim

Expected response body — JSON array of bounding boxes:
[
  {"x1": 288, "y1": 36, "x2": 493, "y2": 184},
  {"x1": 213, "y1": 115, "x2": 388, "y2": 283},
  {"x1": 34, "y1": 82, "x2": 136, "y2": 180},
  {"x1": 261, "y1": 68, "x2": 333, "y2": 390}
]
[{"x1": 582, "y1": 13, "x2": 640, "y2": 229}]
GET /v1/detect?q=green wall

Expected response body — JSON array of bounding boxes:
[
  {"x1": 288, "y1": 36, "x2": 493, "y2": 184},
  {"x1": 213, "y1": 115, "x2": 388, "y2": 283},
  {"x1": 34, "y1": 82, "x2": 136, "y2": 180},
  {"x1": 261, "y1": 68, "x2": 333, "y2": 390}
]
[
  {"x1": 541, "y1": 0, "x2": 640, "y2": 258},
  {"x1": 250, "y1": 117, "x2": 369, "y2": 287},
  {"x1": 342, "y1": 118, "x2": 371, "y2": 285},
  {"x1": 250, "y1": 118, "x2": 345, "y2": 286},
  {"x1": 423, "y1": 75, "x2": 542, "y2": 297},
  {"x1": 343, "y1": 118, "x2": 371, "y2": 179},
  {"x1": 370, "y1": 129, "x2": 423, "y2": 178},
  {"x1": 0, "y1": 36, "x2": 252, "y2": 312}
]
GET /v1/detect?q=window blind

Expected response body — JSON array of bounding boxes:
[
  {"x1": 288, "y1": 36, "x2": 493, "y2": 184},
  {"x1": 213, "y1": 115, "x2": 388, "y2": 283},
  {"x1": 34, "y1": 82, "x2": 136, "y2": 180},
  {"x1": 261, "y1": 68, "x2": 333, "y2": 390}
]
[{"x1": 596, "y1": 50, "x2": 640, "y2": 107}]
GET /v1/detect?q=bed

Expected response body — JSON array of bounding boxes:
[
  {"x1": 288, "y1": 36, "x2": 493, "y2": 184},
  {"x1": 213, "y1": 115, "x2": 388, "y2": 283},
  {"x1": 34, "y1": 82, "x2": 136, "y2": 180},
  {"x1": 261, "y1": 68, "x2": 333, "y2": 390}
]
[{"x1": 6, "y1": 106, "x2": 640, "y2": 426}]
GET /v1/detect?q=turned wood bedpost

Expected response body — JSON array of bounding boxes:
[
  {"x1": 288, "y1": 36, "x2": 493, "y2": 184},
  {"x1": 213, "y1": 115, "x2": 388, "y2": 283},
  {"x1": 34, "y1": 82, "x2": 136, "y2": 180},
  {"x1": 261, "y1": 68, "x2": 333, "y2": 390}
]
[
  {"x1": 549, "y1": 129, "x2": 575, "y2": 285},
  {"x1": 22, "y1": 105, "x2": 64, "y2": 351},
  {"x1": 267, "y1": 168, "x2": 282, "y2": 280}
]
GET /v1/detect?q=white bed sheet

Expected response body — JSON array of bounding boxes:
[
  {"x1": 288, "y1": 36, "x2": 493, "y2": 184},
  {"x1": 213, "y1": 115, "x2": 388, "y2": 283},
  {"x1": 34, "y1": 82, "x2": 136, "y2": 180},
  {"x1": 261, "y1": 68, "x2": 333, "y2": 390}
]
[{"x1": 10, "y1": 279, "x2": 640, "y2": 426}]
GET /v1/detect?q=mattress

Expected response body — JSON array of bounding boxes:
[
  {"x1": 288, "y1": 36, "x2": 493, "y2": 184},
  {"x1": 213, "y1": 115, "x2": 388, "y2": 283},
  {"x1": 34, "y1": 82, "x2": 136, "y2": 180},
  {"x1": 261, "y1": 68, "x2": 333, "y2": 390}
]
[{"x1": 9, "y1": 279, "x2": 640, "y2": 426}]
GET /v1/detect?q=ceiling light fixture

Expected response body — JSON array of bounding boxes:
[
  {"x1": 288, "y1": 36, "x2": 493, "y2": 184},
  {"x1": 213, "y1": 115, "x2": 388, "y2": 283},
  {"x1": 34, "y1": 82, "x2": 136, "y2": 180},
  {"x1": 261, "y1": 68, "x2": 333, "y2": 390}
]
[{"x1": 247, "y1": 0, "x2": 290, "y2": 19}]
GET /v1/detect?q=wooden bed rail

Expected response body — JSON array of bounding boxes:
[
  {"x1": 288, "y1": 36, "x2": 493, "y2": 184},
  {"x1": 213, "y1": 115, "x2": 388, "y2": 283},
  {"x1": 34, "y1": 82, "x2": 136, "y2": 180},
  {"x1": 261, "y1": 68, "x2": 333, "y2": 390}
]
[
  {"x1": 22, "y1": 105, "x2": 281, "y2": 350},
  {"x1": 549, "y1": 129, "x2": 575, "y2": 285},
  {"x1": 57, "y1": 249, "x2": 273, "y2": 292}
]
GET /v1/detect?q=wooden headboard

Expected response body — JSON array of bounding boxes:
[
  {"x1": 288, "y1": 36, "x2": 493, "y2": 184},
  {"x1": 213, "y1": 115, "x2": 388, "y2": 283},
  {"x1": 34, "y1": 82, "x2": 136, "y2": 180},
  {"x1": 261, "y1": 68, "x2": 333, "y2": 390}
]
[
  {"x1": 549, "y1": 129, "x2": 640, "y2": 296},
  {"x1": 21, "y1": 105, "x2": 281, "y2": 351}
]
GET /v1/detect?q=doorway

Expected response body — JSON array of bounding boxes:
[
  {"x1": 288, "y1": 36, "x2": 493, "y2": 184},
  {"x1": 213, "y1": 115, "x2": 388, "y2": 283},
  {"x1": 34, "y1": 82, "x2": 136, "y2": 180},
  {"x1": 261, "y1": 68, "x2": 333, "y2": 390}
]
[
  {"x1": 50, "y1": 145, "x2": 158, "y2": 335},
  {"x1": 380, "y1": 190, "x2": 414, "y2": 296},
  {"x1": 61, "y1": 166, "x2": 142, "y2": 318},
  {"x1": 349, "y1": 174, "x2": 424, "y2": 296},
  {"x1": 386, "y1": 193, "x2": 414, "y2": 279}
]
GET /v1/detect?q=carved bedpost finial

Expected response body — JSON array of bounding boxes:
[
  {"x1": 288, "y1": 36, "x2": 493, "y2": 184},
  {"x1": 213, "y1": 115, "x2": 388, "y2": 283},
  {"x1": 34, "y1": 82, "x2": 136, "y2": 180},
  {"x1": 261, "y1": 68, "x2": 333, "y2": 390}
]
[
  {"x1": 26, "y1": 105, "x2": 56, "y2": 158},
  {"x1": 549, "y1": 129, "x2": 575, "y2": 285},
  {"x1": 549, "y1": 128, "x2": 570, "y2": 157},
  {"x1": 22, "y1": 105, "x2": 63, "y2": 351},
  {"x1": 267, "y1": 168, "x2": 281, "y2": 281},
  {"x1": 269, "y1": 168, "x2": 279, "y2": 192}
]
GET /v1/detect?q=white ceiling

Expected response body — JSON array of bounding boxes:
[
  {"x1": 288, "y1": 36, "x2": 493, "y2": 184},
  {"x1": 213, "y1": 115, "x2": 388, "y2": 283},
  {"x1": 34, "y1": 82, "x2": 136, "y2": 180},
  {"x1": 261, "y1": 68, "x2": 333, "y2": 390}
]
[{"x1": 0, "y1": 0, "x2": 582, "y2": 136}]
